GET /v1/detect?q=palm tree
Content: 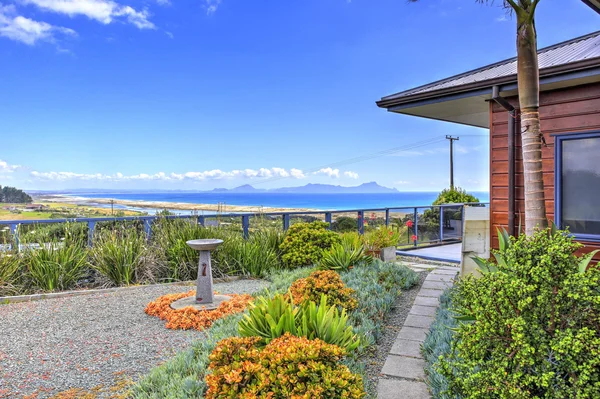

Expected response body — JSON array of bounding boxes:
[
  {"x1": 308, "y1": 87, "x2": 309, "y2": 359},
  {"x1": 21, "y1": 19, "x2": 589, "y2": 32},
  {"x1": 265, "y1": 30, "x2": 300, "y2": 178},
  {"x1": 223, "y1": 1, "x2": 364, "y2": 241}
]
[{"x1": 410, "y1": 0, "x2": 547, "y2": 235}]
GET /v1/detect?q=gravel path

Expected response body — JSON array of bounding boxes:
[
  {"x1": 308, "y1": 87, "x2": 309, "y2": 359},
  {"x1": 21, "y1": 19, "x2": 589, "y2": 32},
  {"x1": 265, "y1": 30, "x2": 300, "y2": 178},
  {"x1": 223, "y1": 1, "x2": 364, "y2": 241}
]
[{"x1": 0, "y1": 279, "x2": 268, "y2": 399}]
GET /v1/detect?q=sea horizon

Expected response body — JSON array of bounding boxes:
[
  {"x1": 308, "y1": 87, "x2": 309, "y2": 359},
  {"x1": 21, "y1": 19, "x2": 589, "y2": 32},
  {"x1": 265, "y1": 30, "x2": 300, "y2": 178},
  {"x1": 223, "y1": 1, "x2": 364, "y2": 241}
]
[{"x1": 53, "y1": 191, "x2": 490, "y2": 211}]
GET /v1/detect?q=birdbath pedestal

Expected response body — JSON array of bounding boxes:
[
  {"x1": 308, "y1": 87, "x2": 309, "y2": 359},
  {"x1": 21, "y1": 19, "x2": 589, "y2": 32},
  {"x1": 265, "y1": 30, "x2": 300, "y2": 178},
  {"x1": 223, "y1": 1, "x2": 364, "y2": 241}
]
[{"x1": 170, "y1": 239, "x2": 231, "y2": 311}]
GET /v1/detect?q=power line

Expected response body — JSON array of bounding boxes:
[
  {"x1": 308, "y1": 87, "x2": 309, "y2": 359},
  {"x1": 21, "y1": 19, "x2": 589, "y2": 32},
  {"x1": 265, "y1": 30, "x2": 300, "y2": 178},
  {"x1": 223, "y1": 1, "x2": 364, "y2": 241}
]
[{"x1": 251, "y1": 135, "x2": 448, "y2": 187}]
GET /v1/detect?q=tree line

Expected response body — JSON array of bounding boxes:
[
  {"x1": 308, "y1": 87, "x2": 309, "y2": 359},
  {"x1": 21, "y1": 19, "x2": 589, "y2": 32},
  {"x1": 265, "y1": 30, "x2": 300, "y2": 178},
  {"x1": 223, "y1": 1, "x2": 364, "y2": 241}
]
[{"x1": 0, "y1": 186, "x2": 32, "y2": 203}]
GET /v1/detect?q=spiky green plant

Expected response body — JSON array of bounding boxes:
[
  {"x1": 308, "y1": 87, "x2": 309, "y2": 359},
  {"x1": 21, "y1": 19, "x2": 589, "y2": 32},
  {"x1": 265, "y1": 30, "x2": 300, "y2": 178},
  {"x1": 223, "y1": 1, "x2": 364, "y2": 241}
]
[
  {"x1": 89, "y1": 227, "x2": 146, "y2": 286},
  {"x1": 24, "y1": 241, "x2": 88, "y2": 292},
  {"x1": 0, "y1": 251, "x2": 22, "y2": 295},
  {"x1": 317, "y1": 243, "x2": 372, "y2": 271}
]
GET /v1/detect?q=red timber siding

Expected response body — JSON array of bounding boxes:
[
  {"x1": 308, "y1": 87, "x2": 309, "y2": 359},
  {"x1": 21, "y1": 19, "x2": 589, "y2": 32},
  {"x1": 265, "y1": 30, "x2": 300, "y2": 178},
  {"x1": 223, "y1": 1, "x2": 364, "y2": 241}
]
[{"x1": 490, "y1": 81, "x2": 600, "y2": 259}]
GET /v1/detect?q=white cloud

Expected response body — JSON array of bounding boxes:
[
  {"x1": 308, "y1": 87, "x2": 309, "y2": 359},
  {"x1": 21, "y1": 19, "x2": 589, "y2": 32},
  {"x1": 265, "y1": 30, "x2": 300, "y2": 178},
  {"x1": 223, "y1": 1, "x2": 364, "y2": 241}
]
[
  {"x1": 496, "y1": 15, "x2": 509, "y2": 22},
  {"x1": 204, "y1": 0, "x2": 221, "y2": 15},
  {"x1": 0, "y1": 4, "x2": 75, "y2": 45},
  {"x1": 156, "y1": 0, "x2": 170, "y2": 5},
  {"x1": 30, "y1": 167, "x2": 311, "y2": 182},
  {"x1": 290, "y1": 168, "x2": 305, "y2": 179},
  {"x1": 313, "y1": 167, "x2": 339, "y2": 178},
  {"x1": 394, "y1": 180, "x2": 410, "y2": 185},
  {"x1": 21, "y1": 0, "x2": 155, "y2": 29},
  {"x1": 344, "y1": 171, "x2": 359, "y2": 179},
  {"x1": 0, "y1": 159, "x2": 22, "y2": 172}
]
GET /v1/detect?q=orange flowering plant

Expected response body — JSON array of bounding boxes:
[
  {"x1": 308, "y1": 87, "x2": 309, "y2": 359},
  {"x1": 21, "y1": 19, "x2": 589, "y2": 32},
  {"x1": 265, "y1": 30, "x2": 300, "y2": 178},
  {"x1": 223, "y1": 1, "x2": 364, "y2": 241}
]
[
  {"x1": 205, "y1": 333, "x2": 365, "y2": 399},
  {"x1": 287, "y1": 270, "x2": 357, "y2": 310},
  {"x1": 145, "y1": 290, "x2": 253, "y2": 331}
]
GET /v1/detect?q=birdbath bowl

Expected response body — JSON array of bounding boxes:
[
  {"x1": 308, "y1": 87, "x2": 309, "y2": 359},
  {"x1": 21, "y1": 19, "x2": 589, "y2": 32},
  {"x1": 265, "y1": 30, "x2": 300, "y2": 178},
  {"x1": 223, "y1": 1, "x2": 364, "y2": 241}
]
[{"x1": 170, "y1": 239, "x2": 230, "y2": 311}]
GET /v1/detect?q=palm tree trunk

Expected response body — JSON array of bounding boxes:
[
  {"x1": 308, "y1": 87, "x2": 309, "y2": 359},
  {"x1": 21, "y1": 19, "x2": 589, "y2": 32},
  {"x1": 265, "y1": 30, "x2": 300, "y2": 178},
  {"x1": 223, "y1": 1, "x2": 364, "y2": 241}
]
[{"x1": 515, "y1": 7, "x2": 547, "y2": 235}]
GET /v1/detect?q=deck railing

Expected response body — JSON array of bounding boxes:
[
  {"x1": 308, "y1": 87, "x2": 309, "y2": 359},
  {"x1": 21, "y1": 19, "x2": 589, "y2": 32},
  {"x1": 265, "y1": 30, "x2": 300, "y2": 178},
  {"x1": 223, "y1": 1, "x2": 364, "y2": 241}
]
[{"x1": 0, "y1": 202, "x2": 488, "y2": 250}]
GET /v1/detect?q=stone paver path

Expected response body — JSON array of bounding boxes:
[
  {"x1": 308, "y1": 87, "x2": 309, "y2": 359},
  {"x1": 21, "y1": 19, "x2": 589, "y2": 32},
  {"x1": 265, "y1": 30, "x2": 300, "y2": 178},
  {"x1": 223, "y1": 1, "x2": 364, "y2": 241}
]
[{"x1": 377, "y1": 263, "x2": 458, "y2": 399}]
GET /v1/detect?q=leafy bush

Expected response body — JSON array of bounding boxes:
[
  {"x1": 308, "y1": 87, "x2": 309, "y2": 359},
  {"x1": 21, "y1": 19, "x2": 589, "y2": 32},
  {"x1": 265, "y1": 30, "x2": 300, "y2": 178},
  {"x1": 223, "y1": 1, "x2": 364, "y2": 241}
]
[
  {"x1": 363, "y1": 226, "x2": 400, "y2": 251},
  {"x1": 23, "y1": 241, "x2": 88, "y2": 292},
  {"x1": 0, "y1": 251, "x2": 21, "y2": 295},
  {"x1": 318, "y1": 243, "x2": 372, "y2": 272},
  {"x1": 279, "y1": 221, "x2": 341, "y2": 268},
  {"x1": 332, "y1": 216, "x2": 358, "y2": 233},
  {"x1": 432, "y1": 187, "x2": 479, "y2": 205},
  {"x1": 422, "y1": 289, "x2": 457, "y2": 399},
  {"x1": 437, "y1": 228, "x2": 600, "y2": 398},
  {"x1": 288, "y1": 269, "x2": 357, "y2": 310},
  {"x1": 239, "y1": 293, "x2": 360, "y2": 351},
  {"x1": 205, "y1": 334, "x2": 365, "y2": 399},
  {"x1": 89, "y1": 227, "x2": 148, "y2": 286}
]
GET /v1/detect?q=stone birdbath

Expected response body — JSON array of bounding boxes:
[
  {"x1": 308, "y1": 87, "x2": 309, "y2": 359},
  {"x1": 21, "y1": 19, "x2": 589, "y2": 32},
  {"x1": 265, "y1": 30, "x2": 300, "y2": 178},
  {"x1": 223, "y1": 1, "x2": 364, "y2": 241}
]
[{"x1": 170, "y1": 239, "x2": 231, "y2": 311}]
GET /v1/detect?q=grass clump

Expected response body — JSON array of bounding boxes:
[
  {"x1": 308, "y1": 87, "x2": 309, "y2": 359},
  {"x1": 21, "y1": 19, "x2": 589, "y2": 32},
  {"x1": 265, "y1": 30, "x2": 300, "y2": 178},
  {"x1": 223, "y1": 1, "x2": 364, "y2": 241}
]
[
  {"x1": 23, "y1": 241, "x2": 88, "y2": 292},
  {"x1": 89, "y1": 227, "x2": 148, "y2": 286},
  {"x1": 0, "y1": 251, "x2": 21, "y2": 295}
]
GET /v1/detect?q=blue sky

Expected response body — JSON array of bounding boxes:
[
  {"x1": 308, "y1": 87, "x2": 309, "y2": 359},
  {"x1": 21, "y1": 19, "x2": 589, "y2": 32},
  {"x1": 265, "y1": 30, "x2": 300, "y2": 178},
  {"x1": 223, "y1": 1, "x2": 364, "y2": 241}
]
[{"x1": 0, "y1": 0, "x2": 597, "y2": 192}]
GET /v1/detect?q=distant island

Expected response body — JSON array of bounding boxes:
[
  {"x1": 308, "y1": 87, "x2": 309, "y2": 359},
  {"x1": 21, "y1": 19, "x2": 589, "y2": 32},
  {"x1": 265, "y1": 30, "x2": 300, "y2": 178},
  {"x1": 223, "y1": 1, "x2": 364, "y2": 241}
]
[{"x1": 210, "y1": 182, "x2": 399, "y2": 194}]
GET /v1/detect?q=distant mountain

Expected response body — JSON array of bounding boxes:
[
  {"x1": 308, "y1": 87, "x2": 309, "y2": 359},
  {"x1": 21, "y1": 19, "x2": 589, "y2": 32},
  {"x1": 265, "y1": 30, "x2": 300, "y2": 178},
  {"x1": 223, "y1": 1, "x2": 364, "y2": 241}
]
[
  {"x1": 209, "y1": 182, "x2": 398, "y2": 194},
  {"x1": 210, "y1": 184, "x2": 266, "y2": 193}
]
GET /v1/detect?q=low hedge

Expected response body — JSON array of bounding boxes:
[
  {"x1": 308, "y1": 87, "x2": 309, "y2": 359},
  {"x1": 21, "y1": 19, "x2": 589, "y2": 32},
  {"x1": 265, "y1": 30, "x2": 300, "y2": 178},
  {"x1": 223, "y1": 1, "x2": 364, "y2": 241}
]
[{"x1": 130, "y1": 260, "x2": 418, "y2": 398}]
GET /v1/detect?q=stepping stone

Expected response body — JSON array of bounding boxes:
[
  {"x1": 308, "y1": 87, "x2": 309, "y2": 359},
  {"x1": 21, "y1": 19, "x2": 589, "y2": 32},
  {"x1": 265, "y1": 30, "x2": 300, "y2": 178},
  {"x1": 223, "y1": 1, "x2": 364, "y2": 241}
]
[
  {"x1": 418, "y1": 289, "x2": 444, "y2": 298},
  {"x1": 431, "y1": 269, "x2": 459, "y2": 275},
  {"x1": 426, "y1": 274, "x2": 455, "y2": 282},
  {"x1": 413, "y1": 296, "x2": 440, "y2": 308},
  {"x1": 403, "y1": 314, "x2": 434, "y2": 329},
  {"x1": 409, "y1": 305, "x2": 437, "y2": 317},
  {"x1": 390, "y1": 338, "x2": 423, "y2": 358},
  {"x1": 378, "y1": 378, "x2": 431, "y2": 399},
  {"x1": 421, "y1": 280, "x2": 452, "y2": 290},
  {"x1": 397, "y1": 326, "x2": 428, "y2": 342},
  {"x1": 381, "y1": 355, "x2": 426, "y2": 380}
]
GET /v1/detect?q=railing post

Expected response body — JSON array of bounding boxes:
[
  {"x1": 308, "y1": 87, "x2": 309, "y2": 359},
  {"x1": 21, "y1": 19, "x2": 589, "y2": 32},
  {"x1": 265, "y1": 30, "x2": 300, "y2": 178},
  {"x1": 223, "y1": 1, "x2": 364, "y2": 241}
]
[
  {"x1": 325, "y1": 212, "x2": 332, "y2": 230},
  {"x1": 357, "y1": 211, "x2": 364, "y2": 235},
  {"x1": 439, "y1": 206, "x2": 444, "y2": 242},
  {"x1": 385, "y1": 209, "x2": 390, "y2": 227},
  {"x1": 413, "y1": 208, "x2": 418, "y2": 248},
  {"x1": 242, "y1": 215, "x2": 250, "y2": 239},
  {"x1": 282, "y1": 214, "x2": 290, "y2": 231},
  {"x1": 87, "y1": 221, "x2": 96, "y2": 247},
  {"x1": 144, "y1": 219, "x2": 152, "y2": 242},
  {"x1": 198, "y1": 215, "x2": 205, "y2": 226},
  {"x1": 10, "y1": 223, "x2": 19, "y2": 252}
]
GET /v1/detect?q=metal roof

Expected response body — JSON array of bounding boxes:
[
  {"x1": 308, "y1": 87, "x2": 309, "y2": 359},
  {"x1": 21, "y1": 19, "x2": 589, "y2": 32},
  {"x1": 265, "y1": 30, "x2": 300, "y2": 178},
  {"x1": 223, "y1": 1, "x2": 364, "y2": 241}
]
[{"x1": 381, "y1": 30, "x2": 600, "y2": 102}]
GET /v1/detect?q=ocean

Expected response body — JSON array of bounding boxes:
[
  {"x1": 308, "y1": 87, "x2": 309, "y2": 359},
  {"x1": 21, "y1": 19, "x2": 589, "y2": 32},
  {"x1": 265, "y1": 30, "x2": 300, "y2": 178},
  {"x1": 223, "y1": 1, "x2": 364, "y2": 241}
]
[{"x1": 73, "y1": 191, "x2": 490, "y2": 211}]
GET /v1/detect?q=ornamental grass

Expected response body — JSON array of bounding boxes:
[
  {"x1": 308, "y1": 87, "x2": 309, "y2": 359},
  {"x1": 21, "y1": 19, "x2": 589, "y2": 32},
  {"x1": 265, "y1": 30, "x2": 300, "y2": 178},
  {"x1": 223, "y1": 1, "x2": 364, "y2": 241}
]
[{"x1": 145, "y1": 290, "x2": 253, "y2": 331}]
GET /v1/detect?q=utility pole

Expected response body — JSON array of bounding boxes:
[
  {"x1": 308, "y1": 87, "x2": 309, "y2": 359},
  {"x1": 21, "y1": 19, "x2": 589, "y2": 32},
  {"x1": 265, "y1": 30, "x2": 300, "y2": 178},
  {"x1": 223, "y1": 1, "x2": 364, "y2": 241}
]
[{"x1": 446, "y1": 135, "x2": 459, "y2": 189}]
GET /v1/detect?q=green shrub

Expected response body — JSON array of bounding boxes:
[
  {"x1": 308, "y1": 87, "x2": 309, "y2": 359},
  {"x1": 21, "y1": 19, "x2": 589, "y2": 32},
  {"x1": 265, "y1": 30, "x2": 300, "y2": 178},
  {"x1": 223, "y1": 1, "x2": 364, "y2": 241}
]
[
  {"x1": 432, "y1": 187, "x2": 479, "y2": 205},
  {"x1": 23, "y1": 241, "x2": 88, "y2": 292},
  {"x1": 0, "y1": 251, "x2": 21, "y2": 295},
  {"x1": 89, "y1": 227, "x2": 147, "y2": 286},
  {"x1": 437, "y1": 228, "x2": 600, "y2": 398},
  {"x1": 205, "y1": 334, "x2": 365, "y2": 399},
  {"x1": 318, "y1": 243, "x2": 372, "y2": 271},
  {"x1": 279, "y1": 221, "x2": 341, "y2": 268},
  {"x1": 220, "y1": 231, "x2": 282, "y2": 278},
  {"x1": 239, "y1": 293, "x2": 360, "y2": 351},
  {"x1": 332, "y1": 216, "x2": 358, "y2": 233}
]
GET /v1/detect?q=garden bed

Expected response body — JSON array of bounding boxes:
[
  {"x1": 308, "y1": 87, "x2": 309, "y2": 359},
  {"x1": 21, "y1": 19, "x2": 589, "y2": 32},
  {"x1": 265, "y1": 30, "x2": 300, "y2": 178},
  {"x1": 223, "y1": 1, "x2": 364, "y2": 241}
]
[{"x1": 0, "y1": 279, "x2": 268, "y2": 399}]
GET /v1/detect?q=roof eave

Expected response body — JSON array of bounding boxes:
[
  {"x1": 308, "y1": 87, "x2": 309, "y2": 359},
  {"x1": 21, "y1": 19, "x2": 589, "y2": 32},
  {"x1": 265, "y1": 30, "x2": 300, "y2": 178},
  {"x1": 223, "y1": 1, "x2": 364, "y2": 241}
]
[
  {"x1": 377, "y1": 57, "x2": 600, "y2": 109},
  {"x1": 582, "y1": 0, "x2": 600, "y2": 13}
]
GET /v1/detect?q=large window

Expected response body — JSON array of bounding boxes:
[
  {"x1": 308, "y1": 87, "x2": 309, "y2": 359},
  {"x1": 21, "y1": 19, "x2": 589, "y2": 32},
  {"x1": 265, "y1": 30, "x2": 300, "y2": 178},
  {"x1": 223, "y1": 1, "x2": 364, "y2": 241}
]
[{"x1": 555, "y1": 131, "x2": 600, "y2": 240}]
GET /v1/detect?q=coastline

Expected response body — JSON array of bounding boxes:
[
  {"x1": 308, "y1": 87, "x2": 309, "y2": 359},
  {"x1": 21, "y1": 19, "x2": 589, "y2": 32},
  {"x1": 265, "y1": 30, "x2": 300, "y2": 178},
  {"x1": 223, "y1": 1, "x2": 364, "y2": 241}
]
[{"x1": 36, "y1": 194, "x2": 320, "y2": 214}]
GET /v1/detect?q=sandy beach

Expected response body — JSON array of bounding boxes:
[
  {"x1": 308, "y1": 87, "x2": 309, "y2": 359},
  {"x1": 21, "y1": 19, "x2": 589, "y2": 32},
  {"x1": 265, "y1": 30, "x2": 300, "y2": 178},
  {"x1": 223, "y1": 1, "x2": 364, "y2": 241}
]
[{"x1": 36, "y1": 194, "x2": 320, "y2": 214}]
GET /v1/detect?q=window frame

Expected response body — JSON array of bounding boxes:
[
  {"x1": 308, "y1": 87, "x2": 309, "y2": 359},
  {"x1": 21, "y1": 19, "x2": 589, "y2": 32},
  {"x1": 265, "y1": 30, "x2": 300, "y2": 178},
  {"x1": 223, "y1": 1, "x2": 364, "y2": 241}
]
[{"x1": 554, "y1": 130, "x2": 600, "y2": 242}]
